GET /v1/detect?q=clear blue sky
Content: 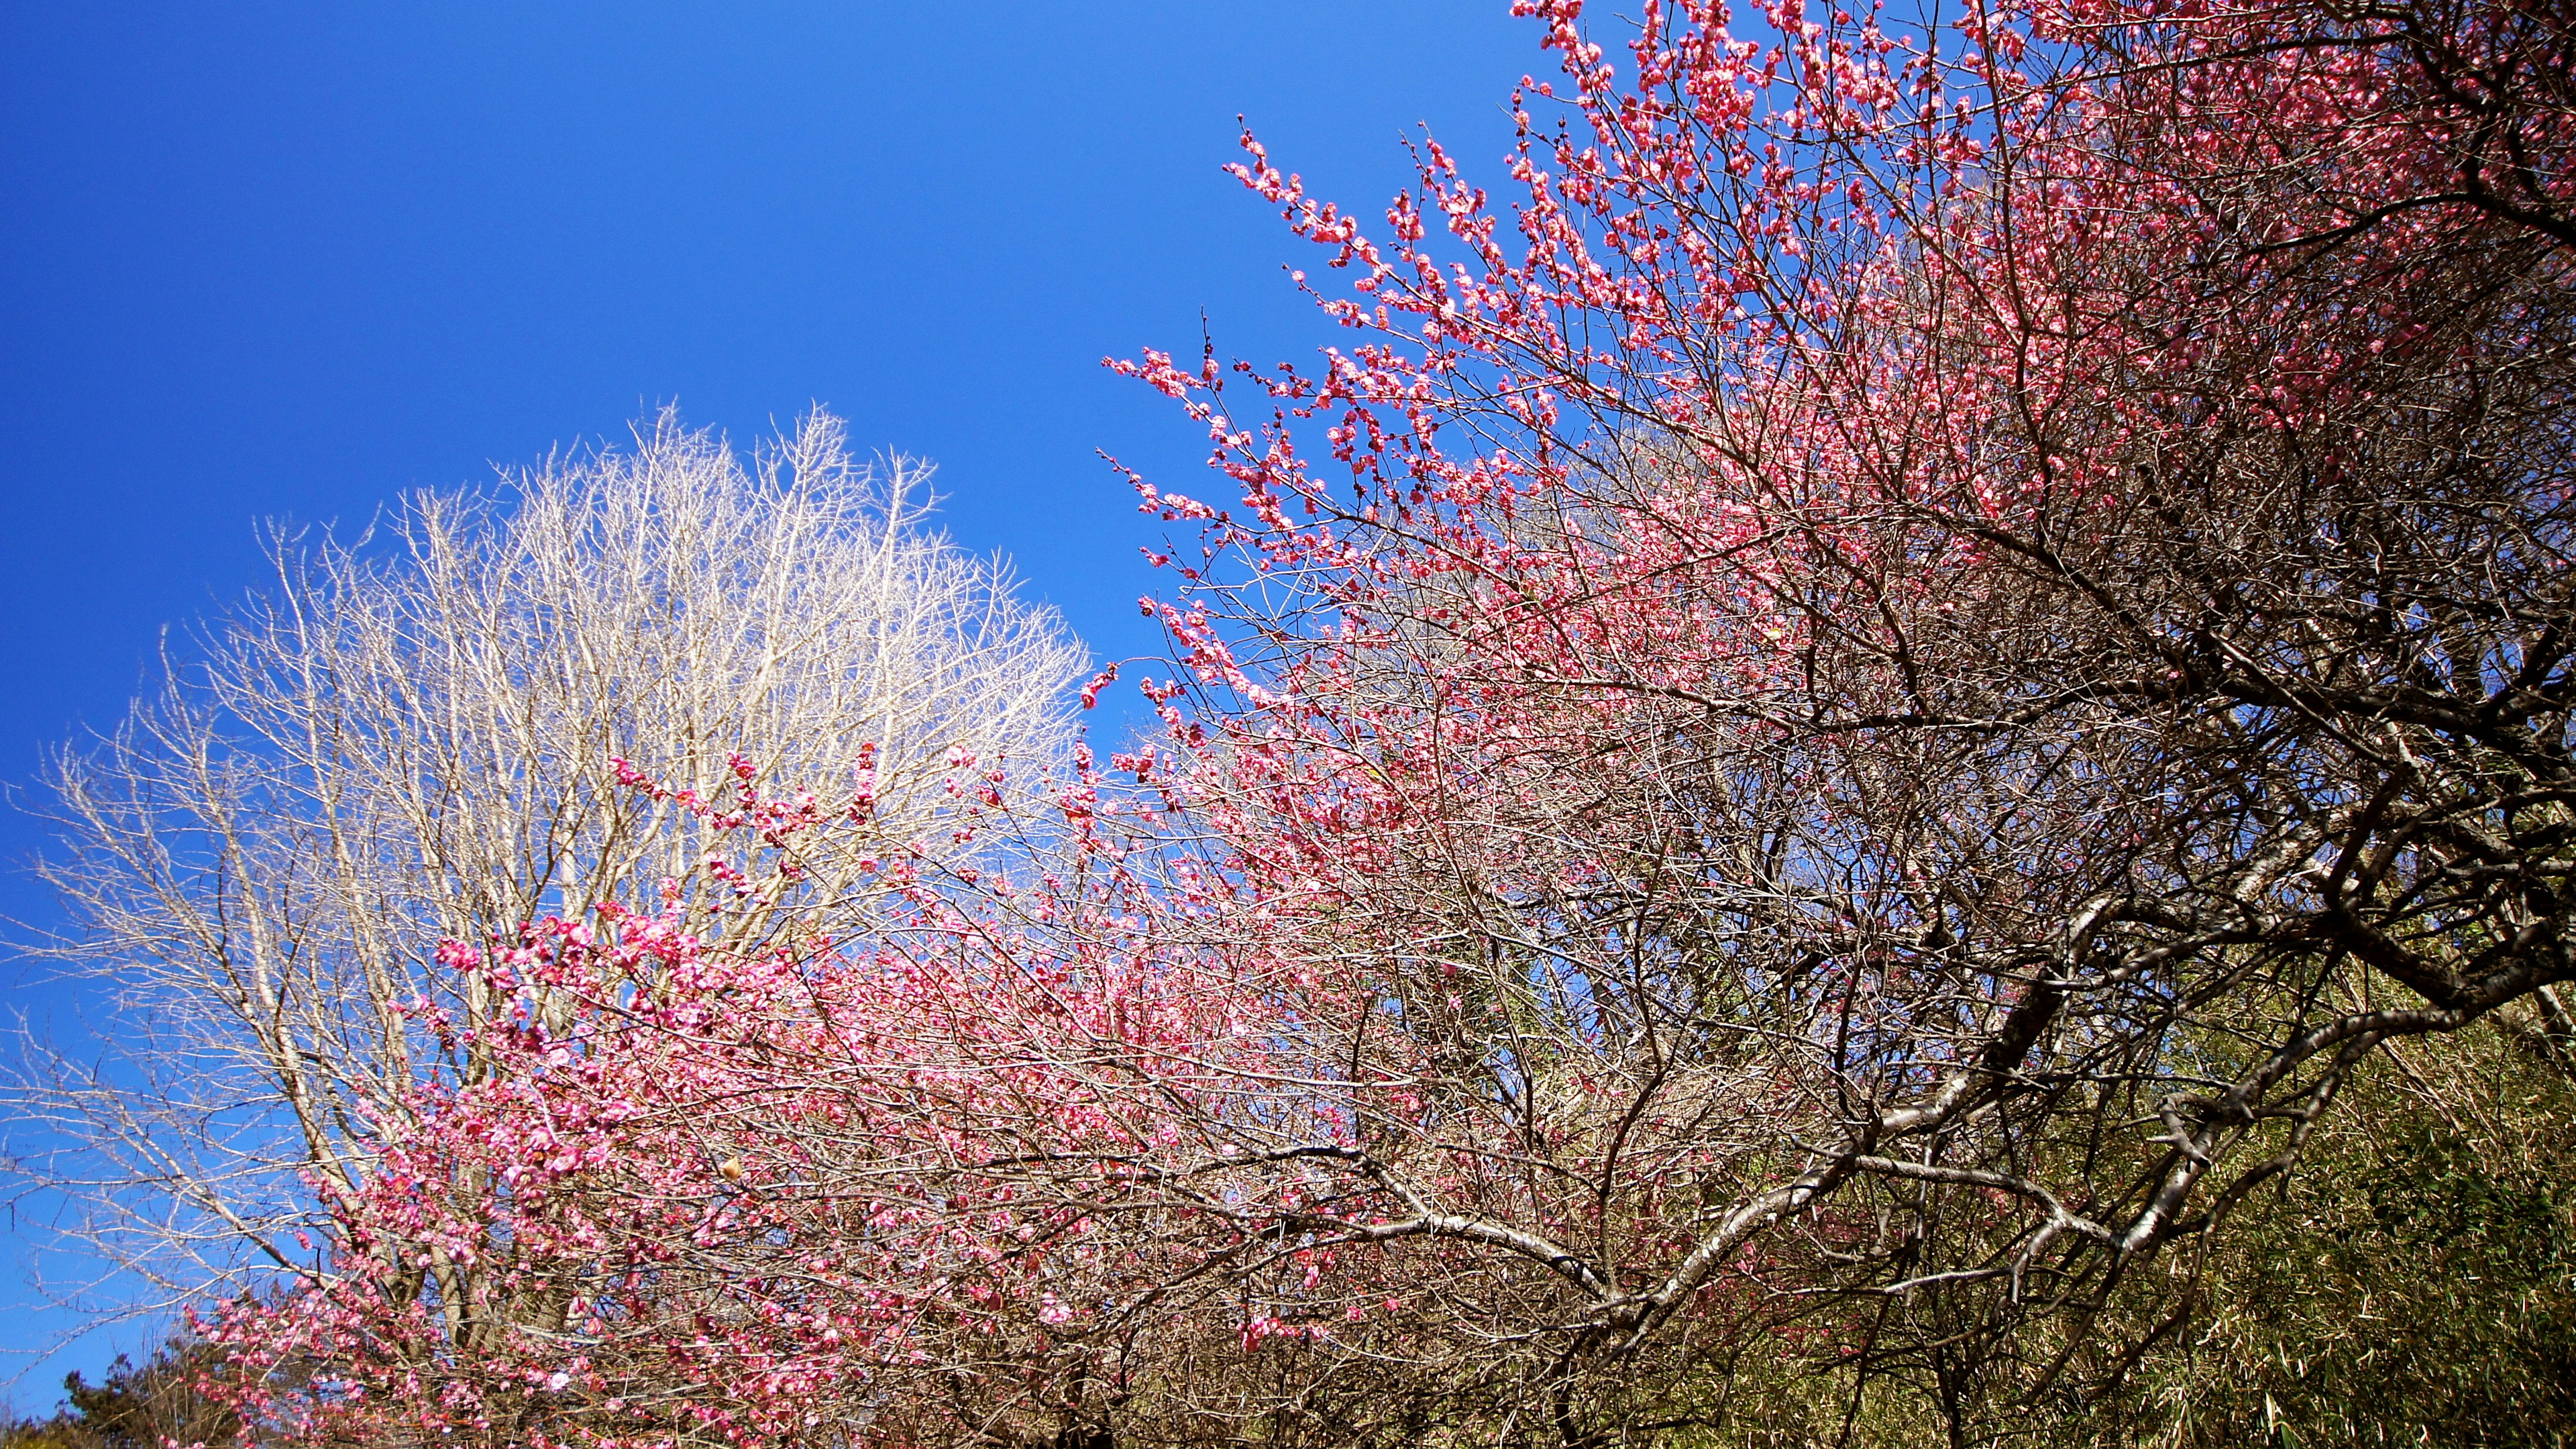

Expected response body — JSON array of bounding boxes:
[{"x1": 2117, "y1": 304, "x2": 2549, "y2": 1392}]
[{"x1": 0, "y1": 1, "x2": 1537, "y2": 1411}]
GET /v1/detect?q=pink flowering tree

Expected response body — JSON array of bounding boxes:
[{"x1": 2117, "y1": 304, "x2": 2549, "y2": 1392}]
[{"x1": 201, "y1": 0, "x2": 2573, "y2": 1442}]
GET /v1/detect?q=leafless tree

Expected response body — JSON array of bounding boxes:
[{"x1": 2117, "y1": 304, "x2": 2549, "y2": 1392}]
[{"x1": 2, "y1": 408, "x2": 1084, "y2": 1326}]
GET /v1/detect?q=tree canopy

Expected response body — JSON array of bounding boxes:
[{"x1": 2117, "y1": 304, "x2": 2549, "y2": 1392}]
[{"x1": 40, "y1": 0, "x2": 2576, "y2": 1442}]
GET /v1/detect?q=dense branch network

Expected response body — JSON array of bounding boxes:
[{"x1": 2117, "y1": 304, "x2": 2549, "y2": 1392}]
[{"x1": 160, "y1": 0, "x2": 2576, "y2": 1444}]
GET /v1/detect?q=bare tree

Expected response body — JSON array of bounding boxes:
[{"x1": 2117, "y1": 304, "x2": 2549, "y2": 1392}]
[
  {"x1": 3, "y1": 407, "x2": 1085, "y2": 1322},
  {"x1": 74, "y1": 0, "x2": 2576, "y2": 1439}
]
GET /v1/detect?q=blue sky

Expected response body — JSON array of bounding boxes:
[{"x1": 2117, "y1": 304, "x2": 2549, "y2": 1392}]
[{"x1": 0, "y1": 1, "x2": 1538, "y2": 1410}]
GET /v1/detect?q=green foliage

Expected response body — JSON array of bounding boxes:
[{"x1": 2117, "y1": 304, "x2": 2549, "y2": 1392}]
[
  {"x1": 1652, "y1": 1025, "x2": 2576, "y2": 1448},
  {"x1": 2049, "y1": 1028, "x2": 2576, "y2": 1449},
  {"x1": 0, "y1": 1339, "x2": 244, "y2": 1449},
  {"x1": 0, "y1": 1419, "x2": 95, "y2": 1449}
]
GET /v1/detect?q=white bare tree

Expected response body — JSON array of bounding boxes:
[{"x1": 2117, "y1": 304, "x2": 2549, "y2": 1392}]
[{"x1": 3, "y1": 407, "x2": 1085, "y2": 1321}]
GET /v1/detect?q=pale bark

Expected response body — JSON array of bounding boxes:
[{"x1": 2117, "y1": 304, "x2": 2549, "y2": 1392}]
[{"x1": 3, "y1": 408, "x2": 1084, "y2": 1317}]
